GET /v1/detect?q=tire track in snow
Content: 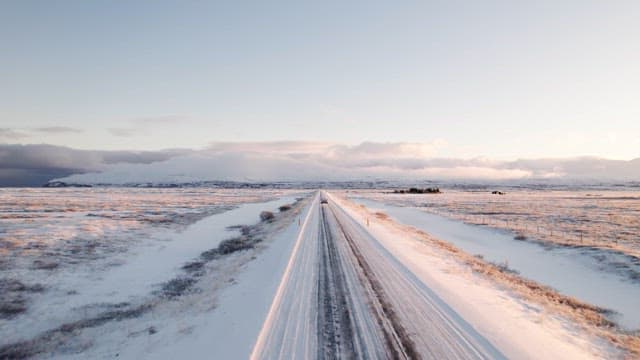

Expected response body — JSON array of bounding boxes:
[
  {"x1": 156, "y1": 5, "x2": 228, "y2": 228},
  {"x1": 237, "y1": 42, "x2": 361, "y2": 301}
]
[
  {"x1": 327, "y1": 203, "x2": 419, "y2": 359},
  {"x1": 327, "y1": 193, "x2": 505, "y2": 359},
  {"x1": 252, "y1": 192, "x2": 504, "y2": 359},
  {"x1": 316, "y1": 205, "x2": 356, "y2": 358}
]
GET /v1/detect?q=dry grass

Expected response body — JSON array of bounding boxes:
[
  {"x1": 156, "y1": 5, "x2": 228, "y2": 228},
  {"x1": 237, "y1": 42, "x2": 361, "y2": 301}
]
[
  {"x1": 358, "y1": 189, "x2": 640, "y2": 260},
  {"x1": 374, "y1": 212, "x2": 389, "y2": 220}
]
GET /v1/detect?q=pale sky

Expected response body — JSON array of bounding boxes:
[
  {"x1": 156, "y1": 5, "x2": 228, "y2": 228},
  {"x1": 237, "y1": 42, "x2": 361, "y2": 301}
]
[{"x1": 2, "y1": 1, "x2": 640, "y2": 160}]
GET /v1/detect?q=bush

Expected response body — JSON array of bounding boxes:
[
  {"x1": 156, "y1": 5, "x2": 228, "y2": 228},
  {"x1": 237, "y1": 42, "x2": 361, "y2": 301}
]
[
  {"x1": 218, "y1": 236, "x2": 255, "y2": 254},
  {"x1": 393, "y1": 187, "x2": 440, "y2": 194},
  {"x1": 160, "y1": 277, "x2": 196, "y2": 298},
  {"x1": 260, "y1": 211, "x2": 275, "y2": 222}
]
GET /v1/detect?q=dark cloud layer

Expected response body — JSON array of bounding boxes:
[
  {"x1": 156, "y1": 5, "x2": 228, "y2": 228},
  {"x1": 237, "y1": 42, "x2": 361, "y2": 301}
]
[
  {"x1": 0, "y1": 168, "x2": 81, "y2": 187},
  {"x1": 0, "y1": 144, "x2": 187, "y2": 186}
]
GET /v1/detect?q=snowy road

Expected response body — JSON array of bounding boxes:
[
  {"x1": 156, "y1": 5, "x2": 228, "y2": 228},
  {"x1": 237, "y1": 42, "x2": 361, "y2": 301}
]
[{"x1": 251, "y1": 192, "x2": 504, "y2": 359}]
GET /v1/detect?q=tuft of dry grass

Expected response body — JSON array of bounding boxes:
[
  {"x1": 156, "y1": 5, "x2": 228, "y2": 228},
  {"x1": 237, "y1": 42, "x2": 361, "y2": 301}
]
[{"x1": 374, "y1": 212, "x2": 389, "y2": 220}]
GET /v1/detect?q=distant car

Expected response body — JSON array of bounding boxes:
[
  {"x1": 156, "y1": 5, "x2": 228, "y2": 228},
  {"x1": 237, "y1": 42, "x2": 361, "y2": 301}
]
[{"x1": 320, "y1": 199, "x2": 328, "y2": 204}]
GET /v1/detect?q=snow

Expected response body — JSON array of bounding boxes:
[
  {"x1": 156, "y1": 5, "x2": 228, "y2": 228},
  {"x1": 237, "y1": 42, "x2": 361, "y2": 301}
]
[
  {"x1": 332, "y1": 194, "x2": 619, "y2": 359},
  {"x1": 1, "y1": 189, "x2": 624, "y2": 358},
  {"x1": 250, "y1": 193, "x2": 321, "y2": 359},
  {"x1": 102, "y1": 196, "x2": 316, "y2": 359},
  {"x1": 69, "y1": 195, "x2": 299, "y2": 304},
  {"x1": 252, "y1": 192, "x2": 506, "y2": 359},
  {"x1": 1, "y1": 190, "x2": 300, "y2": 348},
  {"x1": 350, "y1": 197, "x2": 640, "y2": 331}
]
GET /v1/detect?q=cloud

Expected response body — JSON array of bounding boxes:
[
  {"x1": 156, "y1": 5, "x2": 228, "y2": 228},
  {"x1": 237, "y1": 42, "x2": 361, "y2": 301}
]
[
  {"x1": 1, "y1": 126, "x2": 84, "y2": 140},
  {"x1": 0, "y1": 128, "x2": 30, "y2": 140},
  {"x1": 207, "y1": 141, "x2": 335, "y2": 156},
  {"x1": 132, "y1": 115, "x2": 186, "y2": 125},
  {"x1": 205, "y1": 141, "x2": 448, "y2": 168},
  {"x1": 0, "y1": 144, "x2": 187, "y2": 186},
  {"x1": 4, "y1": 141, "x2": 640, "y2": 186},
  {"x1": 106, "y1": 115, "x2": 187, "y2": 138},
  {"x1": 32, "y1": 126, "x2": 83, "y2": 134},
  {"x1": 108, "y1": 128, "x2": 145, "y2": 137},
  {"x1": 51, "y1": 141, "x2": 640, "y2": 185},
  {"x1": 329, "y1": 141, "x2": 446, "y2": 159},
  {"x1": 101, "y1": 149, "x2": 190, "y2": 164}
]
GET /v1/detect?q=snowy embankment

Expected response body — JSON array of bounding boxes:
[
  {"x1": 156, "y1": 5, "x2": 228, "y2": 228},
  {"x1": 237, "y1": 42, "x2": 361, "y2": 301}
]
[
  {"x1": 130, "y1": 195, "x2": 318, "y2": 359},
  {"x1": 351, "y1": 197, "x2": 640, "y2": 331},
  {"x1": 331, "y1": 194, "x2": 619, "y2": 359}
]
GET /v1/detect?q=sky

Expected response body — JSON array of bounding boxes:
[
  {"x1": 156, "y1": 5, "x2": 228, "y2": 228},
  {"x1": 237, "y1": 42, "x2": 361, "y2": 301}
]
[{"x1": 1, "y1": 1, "x2": 640, "y2": 184}]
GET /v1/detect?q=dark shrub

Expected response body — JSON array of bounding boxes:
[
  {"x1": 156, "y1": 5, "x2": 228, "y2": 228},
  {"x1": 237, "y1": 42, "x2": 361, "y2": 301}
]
[
  {"x1": 160, "y1": 278, "x2": 196, "y2": 298},
  {"x1": 260, "y1": 211, "x2": 275, "y2": 222},
  {"x1": 395, "y1": 187, "x2": 440, "y2": 194},
  {"x1": 218, "y1": 237, "x2": 254, "y2": 255}
]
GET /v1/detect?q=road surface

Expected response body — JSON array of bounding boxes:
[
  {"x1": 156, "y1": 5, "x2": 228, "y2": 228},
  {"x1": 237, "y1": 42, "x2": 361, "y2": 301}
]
[{"x1": 251, "y1": 192, "x2": 505, "y2": 359}]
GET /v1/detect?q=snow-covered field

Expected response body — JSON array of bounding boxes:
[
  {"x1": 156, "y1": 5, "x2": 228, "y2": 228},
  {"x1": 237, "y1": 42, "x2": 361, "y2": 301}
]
[
  {"x1": 345, "y1": 190, "x2": 640, "y2": 331},
  {"x1": 1, "y1": 187, "x2": 636, "y2": 358},
  {"x1": 330, "y1": 193, "x2": 621, "y2": 359},
  {"x1": 350, "y1": 189, "x2": 640, "y2": 256},
  {"x1": 0, "y1": 188, "x2": 304, "y2": 357}
]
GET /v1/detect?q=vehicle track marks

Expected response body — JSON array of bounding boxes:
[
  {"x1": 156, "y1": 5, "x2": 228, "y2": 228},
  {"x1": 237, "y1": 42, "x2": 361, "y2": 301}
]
[
  {"x1": 327, "y1": 204, "x2": 419, "y2": 360},
  {"x1": 317, "y1": 206, "x2": 357, "y2": 358}
]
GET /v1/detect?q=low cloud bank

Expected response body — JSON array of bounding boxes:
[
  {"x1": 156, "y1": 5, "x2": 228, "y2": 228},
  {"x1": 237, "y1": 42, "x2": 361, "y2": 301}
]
[
  {"x1": 2, "y1": 142, "x2": 639, "y2": 186},
  {"x1": 0, "y1": 144, "x2": 187, "y2": 186}
]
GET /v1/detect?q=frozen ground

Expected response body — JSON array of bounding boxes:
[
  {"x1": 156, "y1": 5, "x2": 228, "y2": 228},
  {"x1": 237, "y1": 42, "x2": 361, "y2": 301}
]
[
  {"x1": 0, "y1": 188, "x2": 629, "y2": 358},
  {"x1": 249, "y1": 192, "x2": 617, "y2": 359},
  {"x1": 253, "y1": 193, "x2": 504, "y2": 359},
  {"x1": 347, "y1": 192, "x2": 640, "y2": 331},
  {"x1": 0, "y1": 188, "x2": 301, "y2": 356},
  {"x1": 329, "y1": 193, "x2": 620, "y2": 359},
  {"x1": 350, "y1": 189, "x2": 640, "y2": 256}
]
